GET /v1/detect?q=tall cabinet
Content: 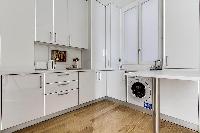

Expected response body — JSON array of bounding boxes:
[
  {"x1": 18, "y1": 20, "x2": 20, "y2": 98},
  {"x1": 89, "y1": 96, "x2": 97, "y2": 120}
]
[
  {"x1": 164, "y1": 0, "x2": 199, "y2": 68},
  {"x1": 0, "y1": 0, "x2": 35, "y2": 70},
  {"x1": 91, "y1": 0, "x2": 106, "y2": 70}
]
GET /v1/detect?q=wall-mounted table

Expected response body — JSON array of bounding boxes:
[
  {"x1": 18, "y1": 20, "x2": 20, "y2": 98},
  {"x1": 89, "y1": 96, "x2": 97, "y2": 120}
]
[{"x1": 125, "y1": 69, "x2": 200, "y2": 133}]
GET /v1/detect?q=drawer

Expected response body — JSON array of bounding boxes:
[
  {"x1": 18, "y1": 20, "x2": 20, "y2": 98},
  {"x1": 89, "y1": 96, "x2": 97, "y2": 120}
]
[
  {"x1": 45, "y1": 72, "x2": 78, "y2": 84},
  {"x1": 45, "y1": 89, "x2": 78, "y2": 115},
  {"x1": 45, "y1": 80, "x2": 78, "y2": 94}
]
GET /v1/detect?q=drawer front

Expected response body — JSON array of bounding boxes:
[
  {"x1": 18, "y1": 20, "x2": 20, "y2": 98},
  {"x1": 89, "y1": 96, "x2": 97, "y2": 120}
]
[
  {"x1": 45, "y1": 80, "x2": 78, "y2": 94},
  {"x1": 45, "y1": 89, "x2": 78, "y2": 116},
  {"x1": 45, "y1": 72, "x2": 78, "y2": 84}
]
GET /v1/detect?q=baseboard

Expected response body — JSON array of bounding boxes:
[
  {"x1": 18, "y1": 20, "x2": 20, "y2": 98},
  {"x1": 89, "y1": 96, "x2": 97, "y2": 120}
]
[{"x1": 2, "y1": 96, "x2": 198, "y2": 132}]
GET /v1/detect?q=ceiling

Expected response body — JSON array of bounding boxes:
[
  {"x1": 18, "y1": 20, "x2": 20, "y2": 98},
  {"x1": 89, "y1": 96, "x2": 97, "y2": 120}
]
[{"x1": 99, "y1": 0, "x2": 136, "y2": 8}]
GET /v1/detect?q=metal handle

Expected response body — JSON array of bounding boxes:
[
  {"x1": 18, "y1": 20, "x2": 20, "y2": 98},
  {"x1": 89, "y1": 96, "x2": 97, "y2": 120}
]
[
  {"x1": 165, "y1": 56, "x2": 168, "y2": 66},
  {"x1": 99, "y1": 72, "x2": 102, "y2": 81},
  {"x1": 57, "y1": 74, "x2": 70, "y2": 77},
  {"x1": 54, "y1": 33, "x2": 57, "y2": 42},
  {"x1": 50, "y1": 32, "x2": 52, "y2": 42},
  {"x1": 58, "y1": 83, "x2": 70, "y2": 86},
  {"x1": 69, "y1": 35, "x2": 71, "y2": 46},
  {"x1": 58, "y1": 92, "x2": 69, "y2": 96},
  {"x1": 40, "y1": 76, "x2": 42, "y2": 88}
]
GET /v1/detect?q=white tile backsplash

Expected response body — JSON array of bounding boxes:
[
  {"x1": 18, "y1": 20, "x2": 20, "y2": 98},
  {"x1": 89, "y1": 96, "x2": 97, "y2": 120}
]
[{"x1": 34, "y1": 44, "x2": 82, "y2": 70}]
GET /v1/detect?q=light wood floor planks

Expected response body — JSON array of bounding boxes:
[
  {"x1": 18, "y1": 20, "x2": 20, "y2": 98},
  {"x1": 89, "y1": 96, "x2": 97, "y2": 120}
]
[{"x1": 15, "y1": 100, "x2": 197, "y2": 133}]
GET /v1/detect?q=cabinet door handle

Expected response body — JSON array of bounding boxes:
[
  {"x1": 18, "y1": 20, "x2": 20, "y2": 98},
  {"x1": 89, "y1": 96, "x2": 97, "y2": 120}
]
[
  {"x1": 58, "y1": 83, "x2": 70, "y2": 86},
  {"x1": 166, "y1": 56, "x2": 168, "y2": 66},
  {"x1": 58, "y1": 92, "x2": 69, "y2": 96},
  {"x1": 99, "y1": 72, "x2": 102, "y2": 81},
  {"x1": 54, "y1": 33, "x2": 57, "y2": 43},
  {"x1": 69, "y1": 35, "x2": 71, "y2": 46},
  {"x1": 50, "y1": 32, "x2": 52, "y2": 42},
  {"x1": 57, "y1": 74, "x2": 70, "y2": 77},
  {"x1": 40, "y1": 76, "x2": 42, "y2": 88}
]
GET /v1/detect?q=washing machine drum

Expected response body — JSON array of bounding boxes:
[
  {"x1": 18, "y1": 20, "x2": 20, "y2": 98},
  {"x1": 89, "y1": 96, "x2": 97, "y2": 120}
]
[{"x1": 131, "y1": 82, "x2": 146, "y2": 98}]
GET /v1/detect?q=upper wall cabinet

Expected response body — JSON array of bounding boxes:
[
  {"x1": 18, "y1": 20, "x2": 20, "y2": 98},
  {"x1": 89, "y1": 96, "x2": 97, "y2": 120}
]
[
  {"x1": 0, "y1": 0, "x2": 35, "y2": 70},
  {"x1": 36, "y1": 0, "x2": 53, "y2": 43},
  {"x1": 36, "y1": 0, "x2": 88, "y2": 49},
  {"x1": 54, "y1": 0, "x2": 69, "y2": 45},
  {"x1": 164, "y1": 0, "x2": 199, "y2": 68},
  {"x1": 122, "y1": 0, "x2": 159, "y2": 65},
  {"x1": 68, "y1": 0, "x2": 89, "y2": 49}
]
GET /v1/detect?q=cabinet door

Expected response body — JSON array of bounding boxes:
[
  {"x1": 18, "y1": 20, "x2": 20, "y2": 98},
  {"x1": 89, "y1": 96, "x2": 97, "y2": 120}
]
[
  {"x1": 68, "y1": 0, "x2": 88, "y2": 49},
  {"x1": 0, "y1": 0, "x2": 35, "y2": 70},
  {"x1": 165, "y1": 0, "x2": 199, "y2": 68},
  {"x1": 79, "y1": 71, "x2": 95, "y2": 104},
  {"x1": 140, "y1": 0, "x2": 159, "y2": 64},
  {"x1": 54, "y1": 0, "x2": 69, "y2": 45},
  {"x1": 122, "y1": 6, "x2": 139, "y2": 64},
  {"x1": 107, "y1": 71, "x2": 126, "y2": 101},
  {"x1": 36, "y1": 0, "x2": 53, "y2": 43},
  {"x1": 95, "y1": 71, "x2": 107, "y2": 99},
  {"x1": 45, "y1": 89, "x2": 78, "y2": 116},
  {"x1": 2, "y1": 74, "x2": 44, "y2": 130},
  {"x1": 110, "y1": 5, "x2": 121, "y2": 69},
  {"x1": 92, "y1": 1, "x2": 106, "y2": 70}
]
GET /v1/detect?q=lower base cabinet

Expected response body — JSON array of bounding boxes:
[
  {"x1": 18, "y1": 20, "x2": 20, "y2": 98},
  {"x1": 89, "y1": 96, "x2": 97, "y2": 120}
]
[
  {"x1": 107, "y1": 70, "x2": 126, "y2": 101},
  {"x1": 2, "y1": 74, "x2": 44, "y2": 130},
  {"x1": 79, "y1": 71, "x2": 107, "y2": 104},
  {"x1": 45, "y1": 88, "x2": 78, "y2": 115}
]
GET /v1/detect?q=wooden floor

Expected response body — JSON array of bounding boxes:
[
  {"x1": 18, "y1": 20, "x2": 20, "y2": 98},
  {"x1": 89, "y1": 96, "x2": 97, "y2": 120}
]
[{"x1": 15, "y1": 100, "x2": 196, "y2": 133}]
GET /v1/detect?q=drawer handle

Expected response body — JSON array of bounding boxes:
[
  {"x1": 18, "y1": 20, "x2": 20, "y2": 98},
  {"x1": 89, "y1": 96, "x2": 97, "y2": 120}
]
[
  {"x1": 58, "y1": 83, "x2": 70, "y2": 86},
  {"x1": 57, "y1": 74, "x2": 70, "y2": 76},
  {"x1": 58, "y1": 92, "x2": 69, "y2": 96}
]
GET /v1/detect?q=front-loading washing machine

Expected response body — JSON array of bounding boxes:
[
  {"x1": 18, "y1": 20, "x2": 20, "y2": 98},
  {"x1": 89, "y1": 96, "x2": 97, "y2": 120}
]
[{"x1": 127, "y1": 76, "x2": 152, "y2": 110}]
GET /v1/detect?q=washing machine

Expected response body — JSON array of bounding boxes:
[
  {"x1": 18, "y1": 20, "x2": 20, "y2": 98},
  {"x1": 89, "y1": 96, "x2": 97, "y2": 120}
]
[{"x1": 127, "y1": 76, "x2": 152, "y2": 110}]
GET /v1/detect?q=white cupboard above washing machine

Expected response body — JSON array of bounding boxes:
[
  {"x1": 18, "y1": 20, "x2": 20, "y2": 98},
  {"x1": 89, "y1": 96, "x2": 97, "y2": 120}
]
[{"x1": 122, "y1": 0, "x2": 160, "y2": 65}]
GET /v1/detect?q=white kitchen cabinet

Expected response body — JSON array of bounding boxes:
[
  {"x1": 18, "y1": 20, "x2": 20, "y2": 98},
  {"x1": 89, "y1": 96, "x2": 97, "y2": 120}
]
[
  {"x1": 0, "y1": 0, "x2": 35, "y2": 70},
  {"x1": 79, "y1": 71, "x2": 106, "y2": 104},
  {"x1": 45, "y1": 72, "x2": 78, "y2": 115},
  {"x1": 68, "y1": 0, "x2": 89, "y2": 49},
  {"x1": 2, "y1": 74, "x2": 44, "y2": 130},
  {"x1": 164, "y1": 0, "x2": 199, "y2": 68},
  {"x1": 107, "y1": 70, "x2": 126, "y2": 101},
  {"x1": 106, "y1": 5, "x2": 121, "y2": 69},
  {"x1": 92, "y1": 0, "x2": 106, "y2": 70},
  {"x1": 122, "y1": 5, "x2": 139, "y2": 64},
  {"x1": 79, "y1": 71, "x2": 96, "y2": 104},
  {"x1": 140, "y1": 0, "x2": 159, "y2": 64},
  {"x1": 54, "y1": 0, "x2": 69, "y2": 45},
  {"x1": 36, "y1": 0, "x2": 53, "y2": 43},
  {"x1": 94, "y1": 71, "x2": 107, "y2": 99},
  {"x1": 45, "y1": 89, "x2": 78, "y2": 116}
]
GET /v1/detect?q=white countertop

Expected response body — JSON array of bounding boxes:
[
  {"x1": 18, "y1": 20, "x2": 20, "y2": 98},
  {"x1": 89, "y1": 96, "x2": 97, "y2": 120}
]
[{"x1": 125, "y1": 69, "x2": 200, "y2": 81}]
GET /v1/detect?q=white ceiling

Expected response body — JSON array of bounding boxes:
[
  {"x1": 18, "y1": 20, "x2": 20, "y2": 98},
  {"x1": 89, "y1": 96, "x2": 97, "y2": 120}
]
[{"x1": 99, "y1": 0, "x2": 136, "y2": 8}]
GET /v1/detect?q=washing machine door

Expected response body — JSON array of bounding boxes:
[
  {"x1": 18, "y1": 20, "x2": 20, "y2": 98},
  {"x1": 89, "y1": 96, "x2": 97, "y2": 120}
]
[{"x1": 131, "y1": 82, "x2": 146, "y2": 98}]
